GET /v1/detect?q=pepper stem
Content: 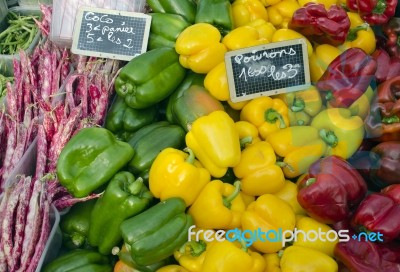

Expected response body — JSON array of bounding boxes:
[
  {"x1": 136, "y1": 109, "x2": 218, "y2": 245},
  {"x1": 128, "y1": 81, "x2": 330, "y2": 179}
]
[
  {"x1": 305, "y1": 178, "x2": 316, "y2": 186},
  {"x1": 265, "y1": 108, "x2": 287, "y2": 128},
  {"x1": 382, "y1": 115, "x2": 400, "y2": 124},
  {"x1": 275, "y1": 161, "x2": 295, "y2": 172},
  {"x1": 240, "y1": 136, "x2": 253, "y2": 149},
  {"x1": 290, "y1": 97, "x2": 305, "y2": 112},
  {"x1": 183, "y1": 147, "x2": 195, "y2": 164},
  {"x1": 239, "y1": 238, "x2": 248, "y2": 253},
  {"x1": 325, "y1": 91, "x2": 334, "y2": 101},
  {"x1": 179, "y1": 240, "x2": 207, "y2": 257},
  {"x1": 128, "y1": 177, "x2": 144, "y2": 195},
  {"x1": 373, "y1": 0, "x2": 387, "y2": 14},
  {"x1": 297, "y1": 120, "x2": 305, "y2": 126},
  {"x1": 319, "y1": 129, "x2": 338, "y2": 147},
  {"x1": 70, "y1": 233, "x2": 85, "y2": 247},
  {"x1": 346, "y1": 24, "x2": 369, "y2": 41},
  {"x1": 223, "y1": 180, "x2": 241, "y2": 209}
]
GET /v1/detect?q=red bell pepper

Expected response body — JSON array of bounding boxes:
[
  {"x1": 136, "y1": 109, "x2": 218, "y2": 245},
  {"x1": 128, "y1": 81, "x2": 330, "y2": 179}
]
[
  {"x1": 365, "y1": 76, "x2": 400, "y2": 142},
  {"x1": 335, "y1": 238, "x2": 400, "y2": 272},
  {"x1": 351, "y1": 191, "x2": 400, "y2": 241},
  {"x1": 297, "y1": 155, "x2": 368, "y2": 224},
  {"x1": 346, "y1": 0, "x2": 398, "y2": 25},
  {"x1": 380, "y1": 18, "x2": 400, "y2": 57},
  {"x1": 369, "y1": 141, "x2": 400, "y2": 188},
  {"x1": 316, "y1": 48, "x2": 377, "y2": 108},
  {"x1": 289, "y1": 3, "x2": 350, "y2": 46},
  {"x1": 382, "y1": 184, "x2": 400, "y2": 203},
  {"x1": 372, "y1": 48, "x2": 400, "y2": 83}
]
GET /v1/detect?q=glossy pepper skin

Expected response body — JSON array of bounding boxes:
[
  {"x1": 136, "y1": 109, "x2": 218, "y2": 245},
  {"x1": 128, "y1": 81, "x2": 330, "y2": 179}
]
[
  {"x1": 127, "y1": 121, "x2": 185, "y2": 175},
  {"x1": 200, "y1": 240, "x2": 266, "y2": 272},
  {"x1": 88, "y1": 171, "x2": 153, "y2": 255},
  {"x1": 368, "y1": 141, "x2": 400, "y2": 188},
  {"x1": 351, "y1": 192, "x2": 400, "y2": 241},
  {"x1": 42, "y1": 249, "x2": 112, "y2": 272},
  {"x1": 280, "y1": 246, "x2": 338, "y2": 272},
  {"x1": 241, "y1": 194, "x2": 296, "y2": 253},
  {"x1": 120, "y1": 197, "x2": 193, "y2": 267},
  {"x1": 381, "y1": 18, "x2": 400, "y2": 57},
  {"x1": 185, "y1": 110, "x2": 241, "y2": 178},
  {"x1": 222, "y1": 24, "x2": 270, "y2": 51},
  {"x1": 266, "y1": 0, "x2": 300, "y2": 29},
  {"x1": 60, "y1": 199, "x2": 96, "y2": 250},
  {"x1": 289, "y1": 3, "x2": 350, "y2": 46},
  {"x1": 146, "y1": 0, "x2": 197, "y2": 23},
  {"x1": 195, "y1": 0, "x2": 234, "y2": 36},
  {"x1": 233, "y1": 141, "x2": 285, "y2": 196},
  {"x1": 148, "y1": 13, "x2": 191, "y2": 50},
  {"x1": 334, "y1": 238, "x2": 400, "y2": 272},
  {"x1": 372, "y1": 48, "x2": 400, "y2": 83},
  {"x1": 57, "y1": 127, "x2": 134, "y2": 198},
  {"x1": 168, "y1": 85, "x2": 224, "y2": 132},
  {"x1": 365, "y1": 76, "x2": 400, "y2": 141},
  {"x1": 188, "y1": 180, "x2": 245, "y2": 229},
  {"x1": 309, "y1": 43, "x2": 341, "y2": 82},
  {"x1": 275, "y1": 85, "x2": 322, "y2": 126},
  {"x1": 240, "y1": 96, "x2": 289, "y2": 140},
  {"x1": 316, "y1": 48, "x2": 377, "y2": 108},
  {"x1": 271, "y1": 28, "x2": 313, "y2": 57},
  {"x1": 115, "y1": 47, "x2": 186, "y2": 109},
  {"x1": 297, "y1": 155, "x2": 368, "y2": 224},
  {"x1": 339, "y1": 12, "x2": 376, "y2": 55},
  {"x1": 175, "y1": 23, "x2": 228, "y2": 74},
  {"x1": 231, "y1": 0, "x2": 269, "y2": 27},
  {"x1": 266, "y1": 126, "x2": 326, "y2": 179},
  {"x1": 149, "y1": 148, "x2": 210, "y2": 206},
  {"x1": 204, "y1": 61, "x2": 230, "y2": 101},
  {"x1": 311, "y1": 108, "x2": 364, "y2": 159},
  {"x1": 274, "y1": 180, "x2": 306, "y2": 215},
  {"x1": 346, "y1": 0, "x2": 397, "y2": 25},
  {"x1": 104, "y1": 96, "x2": 158, "y2": 141}
]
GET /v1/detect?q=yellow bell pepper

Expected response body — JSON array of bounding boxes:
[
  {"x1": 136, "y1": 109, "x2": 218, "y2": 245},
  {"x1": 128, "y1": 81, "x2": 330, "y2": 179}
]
[
  {"x1": 292, "y1": 216, "x2": 338, "y2": 257},
  {"x1": 175, "y1": 23, "x2": 228, "y2": 74},
  {"x1": 309, "y1": 43, "x2": 341, "y2": 83},
  {"x1": 348, "y1": 85, "x2": 374, "y2": 119},
  {"x1": 241, "y1": 194, "x2": 296, "y2": 253},
  {"x1": 240, "y1": 96, "x2": 289, "y2": 140},
  {"x1": 233, "y1": 141, "x2": 286, "y2": 196},
  {"x1": 297, "y1": 0, "x2": 337, "y2": 9},
  {"x1": 339, "y1": 12, "x2": 376, "y2": 55},
  {"x1": 227, "y1": 99, "x2": 249, "y2": 110},
  {"x1": 234, "y1": 120, "x2": 261, "y2": 146},
  {"x1": 222, "y1": 25, "x2": 270, "y2": 50},
  {"x1": 174, "y1": 228, "x2": 216, "y2": 272},
  {"x1": 273, "y1": 180, "x2": 306, "y2": 215},
  {"x1": 280, "y1": 246, "x2": 338, "y2": 272},
  {"x1": 204, "y1": 61, "x2": 230, "y2": 101},
  {"x1": 149, "y1": 148, "x2": 211, "y2": 207},
  {"x1": 271, "y1": 29, "x2": 313, "y2": 57},
  {"x1": 241, "y1": 191, "x2": 256, "y2": 207},
  {"x1": 245, "y1": 19, "x2": 277, "y2": 42},
  {"x1": 188, "y1": 180, "x2": 245, "y2": 229},
  {"x1": 266, "y1": 0, "x2": 300, "y2": 29},
  {"x1": 185, "y1": 110, "x2": 241, "y2": 178},
  {"x1": 260, "y1": 0, "x2": 282, "y2": 6},
  {"x1": 311, "y1": 108, "x2": 364, "y2": 159},
  {"x1": 156, "y1": 265, "x2": 189, "y2": 272},
  {"x1": 275, "y1": 85, "x2": 322, "y2": 126},
  {"x1": 266, "y1": 126, "x2": 326, "y2": 178},
  {"x1": 232, "y1": 0, "x2": 269, "y2": 27},
  {"x1": 263, "y1": 253, "x2": 281, "y2": 272},
  {"x1": 201, "y1": 240, "x2": 266, "y2": 272}
]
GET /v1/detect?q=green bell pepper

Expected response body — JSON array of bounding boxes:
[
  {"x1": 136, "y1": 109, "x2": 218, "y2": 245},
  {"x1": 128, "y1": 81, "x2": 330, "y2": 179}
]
[
  {"x1": 195, "y1": 0, "x2": 234, "y2": 36},
  {"x1": 60, "y1": 199, "x2": 96, "y2": 250},
  {"x1": 126, "y1": 121, "x2": 185, "y2": 174},
  {"x1": 57, "y1": 127, "x2": 135, "y2": 198},
  {"x1": 42, "y1": 249, "x2": 112, "y2": 272},
  {"x1": 169, "y1": 85, "x2": 225, "y2": 131},
  {"x1": 120, "y1": 197, "x2": 193, "y2": 267},
  {"x1": 146, "y1": 0, "x2": 197, "y2": 23},
  {"x1": 104, "y1": 96, "x2": 158, "y2": 141},
  {"x1": 114, "y1": 47, "x2": 186, "y2": 109},
  {"x1": 88, "y1": 171, "x2": 153, "y2": 255},
  {"x1": 148, "y1": 13, "x2": 191, "y2": 50},
  {"x1": 165, "y1": 70, "x2": 205, "y2": 124}
]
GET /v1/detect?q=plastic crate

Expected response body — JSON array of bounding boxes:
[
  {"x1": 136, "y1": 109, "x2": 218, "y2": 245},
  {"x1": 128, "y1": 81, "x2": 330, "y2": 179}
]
[{"x1": 0, "y1": 7, "x2": 42, "y2": 76}]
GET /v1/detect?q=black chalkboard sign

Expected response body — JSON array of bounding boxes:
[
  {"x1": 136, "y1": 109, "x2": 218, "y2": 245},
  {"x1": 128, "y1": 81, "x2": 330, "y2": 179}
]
[
  {"x1": 71, "y1": 7, "x2": 151, "y2": 61},
  {"x1": 225, "y1": 39, "x2": 311, "y2": 103}
]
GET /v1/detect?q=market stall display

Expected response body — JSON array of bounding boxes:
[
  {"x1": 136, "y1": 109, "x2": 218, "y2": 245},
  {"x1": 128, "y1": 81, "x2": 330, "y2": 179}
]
[{"x1": 0, "y1": 0, "x2": 400, "y2": 271}]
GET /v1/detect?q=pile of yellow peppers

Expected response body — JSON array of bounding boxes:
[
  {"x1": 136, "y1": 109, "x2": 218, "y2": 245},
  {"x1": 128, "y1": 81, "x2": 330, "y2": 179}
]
[{"x1": 144, "y1": 0, "x2": 379, "y2": 271}]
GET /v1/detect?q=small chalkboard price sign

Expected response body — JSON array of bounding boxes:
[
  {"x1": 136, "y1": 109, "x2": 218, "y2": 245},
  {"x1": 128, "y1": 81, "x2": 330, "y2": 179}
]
[
  {"x1": 71, "y1": 7, "x2": 151, "y2": 61},
  {"x1": 225, "y1": 39, "x2": 311, "y2": 103}
]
